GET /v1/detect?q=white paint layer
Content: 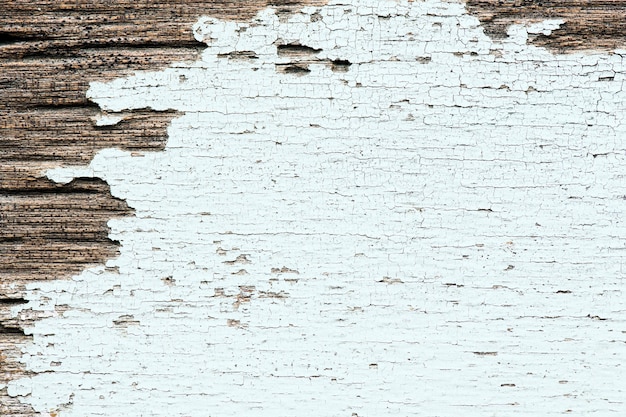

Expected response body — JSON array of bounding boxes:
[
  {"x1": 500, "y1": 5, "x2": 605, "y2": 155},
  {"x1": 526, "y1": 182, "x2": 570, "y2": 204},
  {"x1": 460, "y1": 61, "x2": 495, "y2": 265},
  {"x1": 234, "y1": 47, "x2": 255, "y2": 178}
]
[{"x1": 12, "y1": 0, "x2": 626, "y2": 415}]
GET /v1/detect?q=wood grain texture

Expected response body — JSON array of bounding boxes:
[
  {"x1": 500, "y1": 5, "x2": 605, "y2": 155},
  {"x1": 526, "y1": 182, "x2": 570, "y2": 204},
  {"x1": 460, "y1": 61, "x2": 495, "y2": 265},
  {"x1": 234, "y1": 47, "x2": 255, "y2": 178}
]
[
  {"x1": 0, "y1": 1, "x2": 326, "y2": 415},
  {"x1": 465, "y1": 0, "x2": 626, "y2": 51}
]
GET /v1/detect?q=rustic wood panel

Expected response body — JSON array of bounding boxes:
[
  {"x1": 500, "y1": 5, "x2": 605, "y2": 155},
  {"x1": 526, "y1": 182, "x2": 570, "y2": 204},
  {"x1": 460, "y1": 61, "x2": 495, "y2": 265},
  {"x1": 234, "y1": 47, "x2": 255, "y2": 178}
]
[
  {"x1": 0, "y1": 1, "x2": 325, "y2": 415},
  {"x1": 2, "y1": 0, "x2": 624, "y2": 414}
]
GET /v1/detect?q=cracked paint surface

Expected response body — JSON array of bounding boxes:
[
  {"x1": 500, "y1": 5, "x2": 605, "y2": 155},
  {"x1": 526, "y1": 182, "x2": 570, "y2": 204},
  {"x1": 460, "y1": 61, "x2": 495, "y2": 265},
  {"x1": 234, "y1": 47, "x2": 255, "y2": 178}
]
[{"x1": 8, "y1": 0, "x2": 626, "y2": 415}]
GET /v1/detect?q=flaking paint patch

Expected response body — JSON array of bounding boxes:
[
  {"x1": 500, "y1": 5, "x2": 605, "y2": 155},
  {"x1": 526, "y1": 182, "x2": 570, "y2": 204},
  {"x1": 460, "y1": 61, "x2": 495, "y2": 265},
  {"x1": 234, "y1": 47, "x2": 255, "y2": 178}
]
[{"x1": 10, "y1": 0, "x2": 626, "y2": 415}]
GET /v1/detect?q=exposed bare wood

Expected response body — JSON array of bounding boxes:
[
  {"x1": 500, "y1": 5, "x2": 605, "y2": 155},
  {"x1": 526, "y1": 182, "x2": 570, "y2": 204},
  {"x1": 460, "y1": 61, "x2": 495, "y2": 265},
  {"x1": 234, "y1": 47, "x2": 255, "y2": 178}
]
[
  {"x1": 1, "y1": 336, "x2": 35, "y2": 417},
  {"x1": 465, "y1": 0, "x2": 626, "y2": 51}
]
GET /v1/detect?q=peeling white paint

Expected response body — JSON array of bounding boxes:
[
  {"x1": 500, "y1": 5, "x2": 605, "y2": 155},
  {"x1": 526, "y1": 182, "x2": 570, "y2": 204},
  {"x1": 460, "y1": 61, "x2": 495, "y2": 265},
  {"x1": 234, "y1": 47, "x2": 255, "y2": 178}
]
[
  {"x1": 11, "y1": 0, "x2": 626, "y2": 415},
  {"x1": 524, "y1": 19, "x2": 566, "y2": 37},
  {"x1": 92, "y1": 113, "x2": 124, "y2": 127}
]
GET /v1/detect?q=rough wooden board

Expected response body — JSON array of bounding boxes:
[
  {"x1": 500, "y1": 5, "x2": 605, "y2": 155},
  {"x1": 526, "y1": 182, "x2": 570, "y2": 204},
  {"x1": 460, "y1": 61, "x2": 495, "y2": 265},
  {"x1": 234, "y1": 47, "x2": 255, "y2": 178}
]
[
  {"x1": 1, "y1": 109, "x2": 182, "y2": 168},
  {"x1": 2, "y1": 0, "x2": 624, "y2": 415},
  {"x1": 0, "y1": 1, "x2": 327, "y2": 415},
  {"x1": 0, "y1": 178, "x2": 132, "y2": 286},
  {"x1": 465, "y1": 0, "x2": 626, "y2": 51}
]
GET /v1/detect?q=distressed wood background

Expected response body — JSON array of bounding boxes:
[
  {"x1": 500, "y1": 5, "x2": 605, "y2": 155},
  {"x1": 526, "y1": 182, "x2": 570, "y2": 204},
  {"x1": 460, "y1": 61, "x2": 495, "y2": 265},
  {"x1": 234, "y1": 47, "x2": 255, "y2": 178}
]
[{"x1": 1, "y1": 1, "x2": 626, "y2": 416}]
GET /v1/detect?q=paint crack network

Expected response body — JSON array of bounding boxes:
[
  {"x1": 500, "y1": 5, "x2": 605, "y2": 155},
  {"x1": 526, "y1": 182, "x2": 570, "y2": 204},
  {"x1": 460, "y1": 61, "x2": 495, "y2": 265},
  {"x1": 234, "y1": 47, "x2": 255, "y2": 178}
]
[{"x1": 8, "y1": 0, "x2": 626, "y2": 416}]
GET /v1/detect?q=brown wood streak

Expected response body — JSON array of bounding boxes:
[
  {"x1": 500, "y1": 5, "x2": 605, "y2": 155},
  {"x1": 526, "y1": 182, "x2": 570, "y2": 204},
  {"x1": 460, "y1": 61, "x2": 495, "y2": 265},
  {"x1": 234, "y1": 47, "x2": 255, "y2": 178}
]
[
  {"x1": 0, "y1": 1, "x2": 326, "y2": 415},
  {"x1": 465, "y1": 0, "x2": 626, "y2": 51}
]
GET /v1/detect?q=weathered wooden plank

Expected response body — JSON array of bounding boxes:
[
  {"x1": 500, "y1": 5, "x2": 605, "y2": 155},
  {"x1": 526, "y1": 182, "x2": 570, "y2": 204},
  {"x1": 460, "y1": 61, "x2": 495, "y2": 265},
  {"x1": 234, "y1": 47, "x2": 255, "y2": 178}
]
[{"x1": 2, "y1": 0, "x2": 626, "y2": 415}]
